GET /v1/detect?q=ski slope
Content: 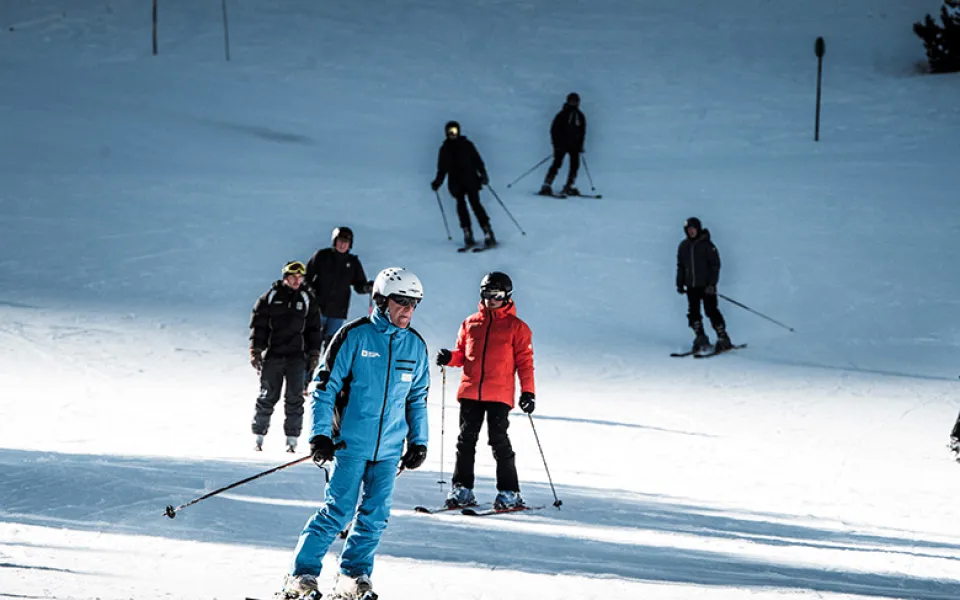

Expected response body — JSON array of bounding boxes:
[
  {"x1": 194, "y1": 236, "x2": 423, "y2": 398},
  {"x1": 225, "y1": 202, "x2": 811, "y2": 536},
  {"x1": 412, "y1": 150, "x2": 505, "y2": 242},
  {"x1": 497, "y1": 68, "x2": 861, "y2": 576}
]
[{"x1": 2, "y1": 1, "x2": 960, "y2": 599}]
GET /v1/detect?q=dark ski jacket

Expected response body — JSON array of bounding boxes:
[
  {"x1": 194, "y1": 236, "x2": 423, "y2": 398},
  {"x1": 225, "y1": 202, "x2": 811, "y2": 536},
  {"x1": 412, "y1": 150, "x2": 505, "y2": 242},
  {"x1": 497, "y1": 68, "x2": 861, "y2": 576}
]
[
  {"x1": 250, "y1": 281, "x2": 322, "y2": 358},
  {"x1": 676, "y1": 229, "x2": 721, "y2": 289},
  {"x1": 550, "y1": 105, "x2": 586, "y2": 153},
  {"x1": 433, "y1": 136, "x2": 488, "y2": 196},
  {"x1": 305, "y1": 248, "x2": 370, "y2": 319}
]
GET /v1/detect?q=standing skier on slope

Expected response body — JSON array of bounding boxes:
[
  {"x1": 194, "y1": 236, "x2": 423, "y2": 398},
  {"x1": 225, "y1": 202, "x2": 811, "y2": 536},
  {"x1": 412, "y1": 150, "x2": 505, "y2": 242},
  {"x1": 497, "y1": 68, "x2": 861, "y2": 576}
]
[
  {"x1": 435, "y1": 272, "x2": 536, "y2": 510},
  {"x1": 539, "y1": 92, "x2": 587, "y2": 197},
  {"x1": 304, "y1": 226, "x2": 373, "y2": 358},
  {"x1": 431, "y1": 121, "x2": 497, "y2": 251},
  {"x1": 250, "y1": 260, "x2": 323, "y2": 453},
  {"x1": 282, "y1": 267, "x2": 429, "y2": 600},
  {"x1": 676, "y1": 217, "x2": 734, "y2": 353}
]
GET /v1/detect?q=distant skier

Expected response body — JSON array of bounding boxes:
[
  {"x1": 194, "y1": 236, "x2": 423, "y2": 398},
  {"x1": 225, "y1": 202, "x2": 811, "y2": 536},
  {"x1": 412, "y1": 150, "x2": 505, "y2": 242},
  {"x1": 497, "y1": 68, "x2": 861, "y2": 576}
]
[
  {"x1": 304, "y1": 226, "x2": 373, "y2": 356},
  {"x1": 676, "y1": 217, "x2": 733, "y2": 353},
  {"x1": 950, "y1": 412, "x2": 960, "y2": 460},
  {"x1": 435, "y1": 272, "x2": 536, "y2": 510},
  {"x1": 250, "y1": 260, "x2": 322, "y2": 453},
  {"x1": 431, "y1": 121, "x2": 496, "y2": 250},
  {"x1": 539, "y1": 92, "x2": 586, "y2": 197},
  {"x1": 282, "y1": 267, "x2": 429, "y2": 600}
]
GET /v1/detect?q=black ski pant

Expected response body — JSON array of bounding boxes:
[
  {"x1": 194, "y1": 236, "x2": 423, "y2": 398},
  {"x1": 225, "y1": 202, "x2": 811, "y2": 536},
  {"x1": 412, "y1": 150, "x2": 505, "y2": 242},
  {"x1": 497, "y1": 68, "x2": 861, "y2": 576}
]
[
  {"x1": 252, "y1": 354, "x2": 306, "y2": 437},
  {"x1": 453, "y1": 189, "x2": 490, "y2": 231},
  {"x1": 686, "y1": 287, "x2": 726, "y2": 332},
  {"x1": 452, "y1": 399, "x2": 520, "y2": 492},
  {"x1": 951, "y1": 410, "x2": 960, "y2": 439},
  {"x1": 545, "y1": 148, "x2": 580, "y2": 187}
]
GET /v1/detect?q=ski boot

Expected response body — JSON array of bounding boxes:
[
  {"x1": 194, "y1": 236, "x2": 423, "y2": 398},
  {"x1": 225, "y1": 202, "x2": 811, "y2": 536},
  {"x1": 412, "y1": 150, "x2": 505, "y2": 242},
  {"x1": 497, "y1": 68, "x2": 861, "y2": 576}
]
[
  {"x1": 458, "y1": 227, "x2": 476, "y2": 251},
  {"x1": 691, "y1": 322, "x2": 711, "y2": 353},
  {"x1": 254, "y1": 434, "x2": 264, "y2": 452},
  {"x1": 286, "y1": 436, "x2": 298, "y2": 453},
  {"x1": 561, "y1": 184, "x2": 581, "y2": 196},
  {"x1": 714, "y1": 326, "x2": 733, "y2": 352},
  {"x1": 538, "y1": 184, "x2": 553, "y2": 196},
  {"x1": 481, "y1": 224, "x2": 497, "y2": 248},
  {"x1": 493, "y1": 490, "x2": 524, "y2": 510},
  {"x1": 331, "y1": 573, "x2": 377, "y2": 600},
  {"x1": 444, "y1": 485, "x2": 477, "y2": 509},
  {"x1": 281, "y1": 573, "x2": 321, "y2": 599}
]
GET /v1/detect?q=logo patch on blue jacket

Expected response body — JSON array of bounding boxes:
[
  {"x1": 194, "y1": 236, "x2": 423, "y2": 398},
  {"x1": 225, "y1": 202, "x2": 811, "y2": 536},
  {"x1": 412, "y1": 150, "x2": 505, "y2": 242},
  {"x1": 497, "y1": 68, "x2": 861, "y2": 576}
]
[
  {"x1": 400, "y1": 372, "x2": 413, "y2": 382},
  {"x1": 361, "y1": 349, "x2": 381, "y2": 358}
]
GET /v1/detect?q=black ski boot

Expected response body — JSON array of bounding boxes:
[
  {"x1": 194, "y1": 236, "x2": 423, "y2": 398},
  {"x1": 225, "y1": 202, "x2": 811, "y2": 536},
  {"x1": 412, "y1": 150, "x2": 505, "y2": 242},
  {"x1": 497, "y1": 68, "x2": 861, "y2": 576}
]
[
  {"x1": 950, "y1": 436, "x2": 960, "y2": 461},
  {"x1": 482, "y1": 224, "x2": 497, "y2": 248},
  {"x1": 562, "y1": 183, "x2": 581, "y2": 196},
  {"x1": 714, "y1": 325, "x2": 733, "y2": 351},
  {"x1": 458, "y1": 227, "x2": 476, "y2": 251},
  {"x1": 538, "y1": 184, "x2": 553, "y2": 196},
  {"x1": 691, "y1": 322, "x2": 711, "y2": 353}
]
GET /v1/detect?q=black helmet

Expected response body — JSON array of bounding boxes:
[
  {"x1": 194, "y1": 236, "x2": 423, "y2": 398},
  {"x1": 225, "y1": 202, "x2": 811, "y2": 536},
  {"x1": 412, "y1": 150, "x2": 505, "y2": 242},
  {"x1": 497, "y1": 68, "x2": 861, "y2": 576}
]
[
  {"x1": 566, "y1": 92, "x2": 580, "y2": 106},
  {"x1": 445, "y1": 120, "x2": 460, "y2": 136},
  {"x1": 331, "y1": 226, "x2": 353, "y2": 249},
  {"x1": 480, "y1": 271, "x2": 513, "y2": 300},
  {"x1": 684, "y1": 217, "x2": 702, "y2": 233}
]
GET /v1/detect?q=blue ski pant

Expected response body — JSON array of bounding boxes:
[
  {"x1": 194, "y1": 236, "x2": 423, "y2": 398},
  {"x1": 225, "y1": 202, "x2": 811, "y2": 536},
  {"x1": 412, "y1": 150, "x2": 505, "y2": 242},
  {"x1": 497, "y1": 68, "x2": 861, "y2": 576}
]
[{"x1": 291, "y1": 455, "x2": 397, "y2": 578}]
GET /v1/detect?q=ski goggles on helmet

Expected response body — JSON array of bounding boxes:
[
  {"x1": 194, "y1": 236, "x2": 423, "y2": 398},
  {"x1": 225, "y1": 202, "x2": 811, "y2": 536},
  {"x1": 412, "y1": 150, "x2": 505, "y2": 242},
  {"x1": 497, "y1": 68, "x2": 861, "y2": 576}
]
[
  {"x1": 480, "y1": 288, "x2": 509, "y2": 301},
  {"x1": 388, "y1": 294, "x2": 420, "y2": 308},
  {"x1": 282, "y1": 261, "x2": 307, "y2": 277},
  {"x1": 446, "y1": 126, "x2": 459, "y2": 137}
]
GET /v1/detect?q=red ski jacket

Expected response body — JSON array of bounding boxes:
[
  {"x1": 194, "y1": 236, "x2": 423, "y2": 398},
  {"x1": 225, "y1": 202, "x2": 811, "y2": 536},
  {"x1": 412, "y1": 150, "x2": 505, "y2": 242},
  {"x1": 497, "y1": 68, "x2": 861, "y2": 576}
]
[{"x1": 448, "y1": 300, "x2": 535, "y2": 407}]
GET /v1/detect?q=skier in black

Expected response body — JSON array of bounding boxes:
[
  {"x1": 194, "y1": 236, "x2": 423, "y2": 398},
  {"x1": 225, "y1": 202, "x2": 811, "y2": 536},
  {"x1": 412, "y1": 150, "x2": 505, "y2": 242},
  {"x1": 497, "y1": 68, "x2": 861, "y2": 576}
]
[
  {"x1": 304, "y1": 226, "x2": 373, "y2": 355},
  {"x1": 540, "y1": 92, "x2": 586, "y2": 197},
  {"x1": 676, "y1": 217, "x2": 733, "y2": 353},
  {"x1": 950, "y1": 412, "x2": 960, "y2": 459},
  {"x1": 431, "y1": 121, "x2": 496, "y2": 250},
  {"x1": 250, "y1": 260, "x2": 323, "y2": 452}
]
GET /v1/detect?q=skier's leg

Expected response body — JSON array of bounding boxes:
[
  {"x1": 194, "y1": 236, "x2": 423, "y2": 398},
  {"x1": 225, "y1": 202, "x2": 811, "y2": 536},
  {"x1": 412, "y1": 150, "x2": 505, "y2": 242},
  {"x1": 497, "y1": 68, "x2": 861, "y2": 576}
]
[
  {"x1": 686, "y1": 288, "x2": 710, "y2": 350},
  {"x1": 290, "y1": 456, "x2": 365, "y2": 577},
  {"x1": 338, "y1": 458, "x2": 397, "y2": 578},
  {"x1": 252, "y1": 358, "x2": 283, "y2": 436},
  {"x1": 453, "y1": 192, "x2": 475, "y2": 246},
  {"x1": 467, "y1": 189, "x2": 491, "y2": 230},
  {"x1": 543, "y1": 148, "x2": 564, "y2": 186},
  {"x1": 452, "y1": 399, "x2": 484, "y2": 489},
  {"x1": 703, "y1": 293, "x2": 726, "y2": 331},
  {"x1": 486, "y1": 402, "x2": 519, "y2": 492},
  {"x1": 565, "y1": 150, "x2": 581, "y2": 188},
  {"x1": 283, "y1": 355, "x2": 307, "y2": 438}
]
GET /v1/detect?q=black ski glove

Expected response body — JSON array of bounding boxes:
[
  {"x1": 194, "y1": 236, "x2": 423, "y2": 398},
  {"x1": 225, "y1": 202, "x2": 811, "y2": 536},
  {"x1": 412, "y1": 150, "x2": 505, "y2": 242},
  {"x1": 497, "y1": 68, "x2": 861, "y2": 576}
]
[
  {"x1": 676, "y1": 285, "x2": 685, "y2": 295},
  {"x1": 400, "y1": 443, "x2": 427, "y2": 470},
  {"x1": 431, "y1": 179, "x2": 442, "y2": 191},
  {"x1": 480, "y1": 174, "x2": 489, "y2": 186},
  {"x1": 436, "y1": 349, "x2": 452, "y2": 366},
  {"x1": 250, "y1": 348, "x2": 264, "y2": 373},
  {"x1": 361, "y1": 281, "x2": 374, "y2": 294},
  {"x1": 310, "y1": 435, "x2": 336, "y2": 464},
  {"x1": 519, "y1": 391, "x2": 535, "y2": 414}
]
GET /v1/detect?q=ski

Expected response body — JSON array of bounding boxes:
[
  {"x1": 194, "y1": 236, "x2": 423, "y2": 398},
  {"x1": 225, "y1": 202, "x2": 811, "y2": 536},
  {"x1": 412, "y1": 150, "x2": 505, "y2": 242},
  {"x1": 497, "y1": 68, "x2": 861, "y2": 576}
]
[
  {"x1": 456, "y1": 246, "x2": 476, "y2": 253},
  {"x1": 461, "y1": 504, "x2": 545, "y2": 516},
  {"x1": 693, "y1": 343, "x2": 747, "y2": 359},
  {"x1": 414, "y1": 502, "x2": 489, "y2": 514},
  {"x1": 535, "y1": 191, "x2": 602, "y2": 199},
  {"x1": 670, "y1": 349, "x2": 703, "y2": 357},
  {"x1": 472, "y1": 244, "x2": 496, "y2": 253}
]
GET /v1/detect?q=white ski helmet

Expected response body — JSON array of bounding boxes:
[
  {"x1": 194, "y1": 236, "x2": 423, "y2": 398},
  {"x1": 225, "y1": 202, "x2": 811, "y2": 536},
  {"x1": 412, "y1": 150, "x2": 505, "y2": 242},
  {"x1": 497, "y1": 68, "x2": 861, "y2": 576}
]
[{"x1": 373, "y1": 267, "x2": 424, "y2": 302}]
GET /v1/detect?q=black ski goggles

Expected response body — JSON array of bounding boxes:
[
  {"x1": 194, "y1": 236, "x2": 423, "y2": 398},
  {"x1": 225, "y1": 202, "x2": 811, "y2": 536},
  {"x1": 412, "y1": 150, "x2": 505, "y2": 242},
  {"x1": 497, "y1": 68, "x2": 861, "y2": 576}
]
[
  {"x1": 388, "y1": 295, "x2": 420, "y2": 308},
  {"x1": 480, "y1": 289, "x2": 509, "y2": 301}
]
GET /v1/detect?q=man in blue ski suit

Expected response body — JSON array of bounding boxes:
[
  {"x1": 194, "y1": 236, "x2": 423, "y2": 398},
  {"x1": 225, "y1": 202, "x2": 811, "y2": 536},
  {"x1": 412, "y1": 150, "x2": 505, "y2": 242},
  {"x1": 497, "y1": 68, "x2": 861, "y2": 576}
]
[{"x1": 284, "y1": 267, "x2": 430, "y2": 599}]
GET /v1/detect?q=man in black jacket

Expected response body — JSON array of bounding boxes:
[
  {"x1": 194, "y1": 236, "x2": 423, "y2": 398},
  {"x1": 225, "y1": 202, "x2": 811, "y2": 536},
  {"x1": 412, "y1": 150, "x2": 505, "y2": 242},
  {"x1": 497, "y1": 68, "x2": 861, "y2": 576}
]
[
  {"x1": 305, "y1": 226, "x2": 373, "y2": 353},
  {"x1": 431, "y1": 121, "x2": 496, "y2": 250},
  {"x1": 540, "y1": 92, "x2": 586, "y2": 197},
  {"x1": 250, "y1": 260, "x2": 323, "y2": 452},
  {"x1": 676, "y1": 217, "x2": 733, "y2": 353}
]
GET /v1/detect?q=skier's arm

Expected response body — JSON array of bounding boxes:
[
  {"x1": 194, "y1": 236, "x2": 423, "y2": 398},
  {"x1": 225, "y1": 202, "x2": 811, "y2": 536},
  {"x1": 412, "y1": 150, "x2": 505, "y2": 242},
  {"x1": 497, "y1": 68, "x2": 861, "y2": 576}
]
[
  {"x1": 311, "y1": 326, "x2": 356, "y2": 438},
  {"x1": 448, "y1": 321, "x2": 467, "y2": 368},
  {"x1": 550, "y1": 112, "x2": 562, "y2": 147},
  {"x1": 249, "y1": 293, "x2": 270, "y2": 350},
  {"x1": 351, "y1": 257, "x2": 370, "y2": 294},
  {"x1": 405, "y1": 346, "x2": 430, "y2": 447},
  {"x1": 304, "y1": 250, "x2": 322, "y2": 294},
  {"x1": 577, "y1": 111, "x2": 586, "y2": 152},
  {"x1": 676, "y1": 244, "x2": 685, "y2": 289},
  {"x1": 514, "y1": 322, "x2": 536, "y2": 396},
  {"x1": 707, "y1": 243, "x2": 721, "y2": 286},
  {"x1": 304, "y1": 291, "x2": 323, "y2": 354},
  {"x1": 434, "y1": 146, "x2": 448, "y2": 184}
]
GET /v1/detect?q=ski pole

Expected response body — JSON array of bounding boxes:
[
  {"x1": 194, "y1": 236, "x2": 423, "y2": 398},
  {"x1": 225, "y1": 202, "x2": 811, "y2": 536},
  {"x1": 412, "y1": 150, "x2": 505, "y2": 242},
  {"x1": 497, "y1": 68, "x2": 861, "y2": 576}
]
[
  {"x1": 580, "y1": 154, "x2": 597, "y2": 192},
  {"x1": 506, "y1": 155, "x2": 551, "y2": 189},
  {"x1": 718, "y1": 293, "x2": 795, "y2": 332},
  {"x1": 484, "y1": 185, "x2": 526, "y2": 235},
  {"x1": 438, "y1": 366, "x2": 447, "y2": 489},
  {"x1": 526, "y1": 414, "x2": 562, "y2": 509},
  {"x1": 434, "y1": 190, "x2": 452, "y2": 240},
  {"x1": 163, "y1": 441, "x2": 346, "y2": 519}
]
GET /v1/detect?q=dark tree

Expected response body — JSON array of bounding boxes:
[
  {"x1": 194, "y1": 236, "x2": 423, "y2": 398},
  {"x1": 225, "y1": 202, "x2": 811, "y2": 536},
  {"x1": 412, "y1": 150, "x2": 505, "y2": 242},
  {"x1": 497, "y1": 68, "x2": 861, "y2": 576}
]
[{"x1": 914, "y1": 0, "x2": 960, "y2": 73}]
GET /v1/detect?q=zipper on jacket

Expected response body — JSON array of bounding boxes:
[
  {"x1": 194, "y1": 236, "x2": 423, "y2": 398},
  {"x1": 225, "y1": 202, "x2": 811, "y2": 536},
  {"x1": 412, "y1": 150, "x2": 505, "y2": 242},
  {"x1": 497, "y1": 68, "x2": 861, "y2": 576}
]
[
  {"x1": 477, "y1": 315, "x2": 493, "y2": 401},
  {"x1": 373, "y1": 332, "x2": 394, "y2": 461}
]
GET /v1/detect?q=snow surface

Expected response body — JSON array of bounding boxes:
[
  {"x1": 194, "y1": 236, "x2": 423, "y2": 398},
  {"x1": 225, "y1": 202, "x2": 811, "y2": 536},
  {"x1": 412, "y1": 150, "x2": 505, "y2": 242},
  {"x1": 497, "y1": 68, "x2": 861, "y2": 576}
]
[{"x1": 2, "y1": 0, "x2": 960, "y2": 599}]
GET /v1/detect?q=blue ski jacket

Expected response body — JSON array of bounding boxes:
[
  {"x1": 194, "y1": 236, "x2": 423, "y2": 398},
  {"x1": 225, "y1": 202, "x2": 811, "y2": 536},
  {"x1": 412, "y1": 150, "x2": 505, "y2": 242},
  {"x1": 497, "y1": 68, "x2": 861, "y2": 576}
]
[{"x1": 310, "y1": 308, "x2": 430, "y2": 461}]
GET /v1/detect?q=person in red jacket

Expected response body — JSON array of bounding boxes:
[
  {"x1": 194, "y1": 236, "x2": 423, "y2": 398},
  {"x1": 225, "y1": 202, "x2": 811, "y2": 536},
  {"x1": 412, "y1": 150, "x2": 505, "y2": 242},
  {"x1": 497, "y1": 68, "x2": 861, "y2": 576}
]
[{"x1": 435, "y1": 271, "x2": 536, "y2": 510}]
